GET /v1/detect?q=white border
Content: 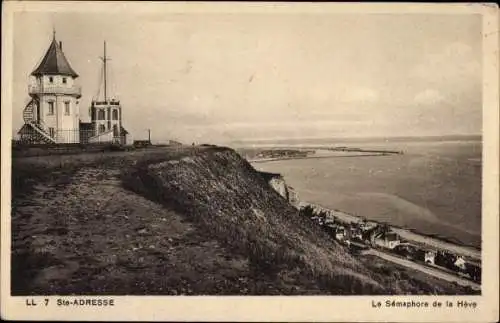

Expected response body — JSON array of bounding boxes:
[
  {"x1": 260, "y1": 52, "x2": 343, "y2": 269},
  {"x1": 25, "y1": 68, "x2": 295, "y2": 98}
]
[{"x1": 1, "y1": 2, "x2": 498, "y2": 322}]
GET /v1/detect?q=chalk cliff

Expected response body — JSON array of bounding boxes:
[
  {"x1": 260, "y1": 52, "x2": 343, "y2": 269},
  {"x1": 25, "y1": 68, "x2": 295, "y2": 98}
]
[{"x1": 259, "y1": 171, "x2": 299, "y2": 207}]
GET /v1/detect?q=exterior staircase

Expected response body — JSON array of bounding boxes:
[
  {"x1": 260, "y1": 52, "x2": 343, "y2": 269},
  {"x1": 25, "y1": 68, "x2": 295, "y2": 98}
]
[
  {"x1": 22, "y1": 98, "x2": 56, "y2": 144},
  {"x1": 88, "y1": 129, "x2": 114, "y2": 143}
]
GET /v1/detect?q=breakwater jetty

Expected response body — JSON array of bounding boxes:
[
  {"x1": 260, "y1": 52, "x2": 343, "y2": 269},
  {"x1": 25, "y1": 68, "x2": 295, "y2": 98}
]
[
  {"x1": 247, "y1": 147, "x2": 402, "y2": 164},
  {"x1": 324, "y1": 147, "x2": 404, "y2": 155}
]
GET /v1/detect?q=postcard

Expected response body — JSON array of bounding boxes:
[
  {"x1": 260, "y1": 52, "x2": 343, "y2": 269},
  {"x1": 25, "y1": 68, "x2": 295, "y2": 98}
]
[{"x1": 1, "y1": 1, "x2": 498, "y2": 322}]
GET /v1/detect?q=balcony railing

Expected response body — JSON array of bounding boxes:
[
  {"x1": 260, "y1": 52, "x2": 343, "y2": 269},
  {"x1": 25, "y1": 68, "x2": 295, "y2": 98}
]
[
  {"x1": 92, "y1": 100, "x2": 121, "y2": 106},
  {"x1": 28, "y1": 84, "x2": 82, "y2": 98}
]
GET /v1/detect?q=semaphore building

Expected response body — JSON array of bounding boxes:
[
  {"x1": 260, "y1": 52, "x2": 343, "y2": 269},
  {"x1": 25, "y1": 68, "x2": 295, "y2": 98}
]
[{"x1": 18, "y1": 31, "x2": 128, "y2": 145}]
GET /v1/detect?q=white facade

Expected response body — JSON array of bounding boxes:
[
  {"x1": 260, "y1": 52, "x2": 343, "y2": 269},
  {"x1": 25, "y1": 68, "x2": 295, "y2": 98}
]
[
  {"x1": 424, "y1": 251, "x2": 436, "y2": 265},
  {"x1": 454, "y1": 256, "x2": 467, "y2": 270},
  {"x1": 30, "y1": 75, "x2": 81, "y2": 143},
  {"x1": 91, "y1": 101, "x2": 122, "y2": 138},
  {"x1": 23, "y1": 35, "x2": 82, "y2": 144}
]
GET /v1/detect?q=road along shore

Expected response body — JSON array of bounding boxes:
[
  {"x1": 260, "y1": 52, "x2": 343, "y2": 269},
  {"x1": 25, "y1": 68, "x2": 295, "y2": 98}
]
[{"x1": 298, "y1": 201, "x2": 481, "y2": 262}]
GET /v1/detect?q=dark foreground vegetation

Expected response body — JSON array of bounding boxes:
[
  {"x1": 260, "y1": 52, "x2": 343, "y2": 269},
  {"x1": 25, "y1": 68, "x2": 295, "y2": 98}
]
[{"x1": 11, "y1": 146, "x2": 476, "y2": 295}]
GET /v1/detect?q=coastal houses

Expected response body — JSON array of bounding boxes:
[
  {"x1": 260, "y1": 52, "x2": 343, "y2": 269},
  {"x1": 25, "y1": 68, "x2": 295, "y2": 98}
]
[
  {"x1": 334, "y1": 227, "x2": 347, "y2": 241},
  {"x1": 18, "y1": 32, "x2": 128, "y2": 145},
  {"x1": 463, "y1": 261, "x2": 481, "y2": 283},
  {"x1": 359, "y1": 220, "x2": 378, "y2": 232},
  {"x1": 424, "y1": 250, "x2": 437, "y2": 265},
  {"x1": 349, "y1": 227, "x2": 363, "y2": 241},
  {"x1": 298, "y1": 204, "x2": 481, "y2": 283},
  {"x1": 394, "y1": 243, "x2": 417, "y2": 260},
  {"x1": 372, "y1": 231, "x2": 401, "y2": 250},
  {"x1": 454, "y1": 256, "x2": 467, "y2": 271}
]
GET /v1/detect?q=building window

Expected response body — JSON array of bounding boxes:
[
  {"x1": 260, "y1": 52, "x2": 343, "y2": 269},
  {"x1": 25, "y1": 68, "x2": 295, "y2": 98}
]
[
  {"x1": 112, "y1": 109, "x2": 118, "y2": 120},
  {"x1": 107, "y1": 121, "x2": 111, "y2": 130},
  {"x1": 48, "y1": 101, "x2": 54, "y2": 115},
  {"x1": 62, "y1": 77, "x2": 67, "y2": 84},
  {"x1": 113, "y1": 124, "x2": 119, "y2": 136},
  {"x1": 49, "y1": 76, "x2": 54, "y2": 83},
  {"x1": 64, "y1": 102, "x2": 70, "y2": 115},
  {"x1": 98, "y1": 109, "x2": 105, "y2": 120},
  {"x1": 48, "y1": 127, "x2": 55, "y2": 138},
  {"x1": 99, "y1": 124, "x2": 105, "y2": 133}
]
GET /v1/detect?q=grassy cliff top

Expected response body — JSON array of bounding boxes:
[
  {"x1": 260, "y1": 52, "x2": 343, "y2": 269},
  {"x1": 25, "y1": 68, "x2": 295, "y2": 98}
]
[{"x1": 11, "y1": 146, "x2": 475, "y2": 295}]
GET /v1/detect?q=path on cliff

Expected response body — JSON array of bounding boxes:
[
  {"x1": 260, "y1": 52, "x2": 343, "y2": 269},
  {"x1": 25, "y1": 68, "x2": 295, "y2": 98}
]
[{"x1": 365, "y1": 249, "x2": 481, "y2": 291}]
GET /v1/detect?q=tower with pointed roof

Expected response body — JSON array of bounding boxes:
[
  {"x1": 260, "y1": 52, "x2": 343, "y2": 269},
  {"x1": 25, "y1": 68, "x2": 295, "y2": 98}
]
[
  {"x1": 18, "y1": 31, "x2": 128, "y2": 145},
  {"x1": 19, "y1": 31, "x2": 82, "y2": 143}
]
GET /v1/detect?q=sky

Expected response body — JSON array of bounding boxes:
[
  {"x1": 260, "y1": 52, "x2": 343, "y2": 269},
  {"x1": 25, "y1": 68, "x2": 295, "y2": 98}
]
[{"x1": 12, "y1": 11, "x2": 482, "y2": 144}]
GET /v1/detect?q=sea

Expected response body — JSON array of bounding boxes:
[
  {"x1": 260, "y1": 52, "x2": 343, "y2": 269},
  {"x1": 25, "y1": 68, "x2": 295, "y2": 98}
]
[{"x1": 252, "y1": 138, "x2": 482, "y2": 248}]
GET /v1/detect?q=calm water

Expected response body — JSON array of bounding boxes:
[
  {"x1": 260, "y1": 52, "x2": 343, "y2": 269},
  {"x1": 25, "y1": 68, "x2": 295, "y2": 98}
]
[{"x1": 254, "y1": 140, "x2": 482, "y2": 248}]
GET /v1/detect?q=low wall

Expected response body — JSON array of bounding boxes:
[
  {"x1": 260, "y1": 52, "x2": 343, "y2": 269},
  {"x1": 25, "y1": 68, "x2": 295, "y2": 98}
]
[{"x1": 11, "y1": 143, "x2": 134, "y2": 158}]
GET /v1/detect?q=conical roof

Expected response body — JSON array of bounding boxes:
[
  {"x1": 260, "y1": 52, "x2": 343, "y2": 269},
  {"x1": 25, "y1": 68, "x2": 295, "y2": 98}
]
[{"x1": 31, "y1": 36, "x2": 78, "y2": 78}]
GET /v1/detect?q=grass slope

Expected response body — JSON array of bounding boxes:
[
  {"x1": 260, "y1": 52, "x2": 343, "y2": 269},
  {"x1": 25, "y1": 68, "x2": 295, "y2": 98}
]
[{"x1": 11, "y1": 146, "x2": 475, "y2": 295}]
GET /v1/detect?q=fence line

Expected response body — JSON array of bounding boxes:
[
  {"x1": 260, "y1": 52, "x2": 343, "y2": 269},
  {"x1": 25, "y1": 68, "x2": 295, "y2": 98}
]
[{"x1": 16, "y1": 128, "x2": 124, "y2": 145}]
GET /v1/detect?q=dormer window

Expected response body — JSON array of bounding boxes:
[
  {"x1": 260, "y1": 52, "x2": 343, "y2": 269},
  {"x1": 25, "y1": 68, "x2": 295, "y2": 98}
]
[{"x1": 62, "y1": 77, "x2": 67, "y2": 84}]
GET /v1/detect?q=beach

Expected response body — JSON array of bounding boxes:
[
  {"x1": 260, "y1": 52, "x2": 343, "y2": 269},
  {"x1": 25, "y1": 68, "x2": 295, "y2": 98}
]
[{"x1": 252, "y1": 139, "x2": 482, "y2": 249}]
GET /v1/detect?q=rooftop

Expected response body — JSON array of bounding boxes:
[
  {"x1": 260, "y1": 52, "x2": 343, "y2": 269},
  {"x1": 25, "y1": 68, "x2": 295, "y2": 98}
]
[{"x1": 31, "y1": 34, "x2": 78, "y2": 78}]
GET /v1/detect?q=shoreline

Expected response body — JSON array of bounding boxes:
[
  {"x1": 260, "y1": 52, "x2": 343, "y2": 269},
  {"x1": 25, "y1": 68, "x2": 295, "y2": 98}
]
[
  {"x1": 298, "y1": 201, "x2": 481, "y2": 262},
  {"x1": 247, "y1": 148, "x2": 481, "y2": 261},
  {"x1": 248, "y1": 152, "x2": 394, "y2": 164}
]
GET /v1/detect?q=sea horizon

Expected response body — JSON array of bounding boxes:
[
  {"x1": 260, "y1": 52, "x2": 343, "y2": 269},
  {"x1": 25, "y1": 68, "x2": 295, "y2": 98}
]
[
  {"x1": 228, "y1": 133, "x2": 482, "y2": 146},
  {"x1": 254, "y1": 138, "x2": 482, "y2": 248}
]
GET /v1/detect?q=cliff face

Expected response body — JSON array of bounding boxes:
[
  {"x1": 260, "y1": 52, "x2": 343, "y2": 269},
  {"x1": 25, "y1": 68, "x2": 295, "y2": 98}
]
[
  {"x1": 268, "y1": 176, "x2": 289, "y2": 200},
  {"x1": 260, "y1": 172, "x2": 299, "y2": 207},
  {"x1": 123, "y1": 147, "x2": 388, "y2": 294}
]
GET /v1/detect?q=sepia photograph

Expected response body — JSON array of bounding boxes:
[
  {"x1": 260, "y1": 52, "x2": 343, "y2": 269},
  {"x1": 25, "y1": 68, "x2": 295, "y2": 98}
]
[{"x1": 1, "y1": 2, "x2": 498, "y2": 322}]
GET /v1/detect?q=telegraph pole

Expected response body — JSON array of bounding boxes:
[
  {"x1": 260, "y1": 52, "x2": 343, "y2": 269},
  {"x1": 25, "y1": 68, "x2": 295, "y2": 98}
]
[{"x1": 148, "y1": 129, "x2": 151, "y2": 144}]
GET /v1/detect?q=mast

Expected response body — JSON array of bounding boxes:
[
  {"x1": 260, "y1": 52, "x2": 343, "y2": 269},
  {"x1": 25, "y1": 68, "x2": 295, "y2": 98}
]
[
  {"x1": 100, "y1": 41, "x2": 110, "y2": 102},
  {"x1": 103, "y1": 41, "x2": 107, "y2": 102}
]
